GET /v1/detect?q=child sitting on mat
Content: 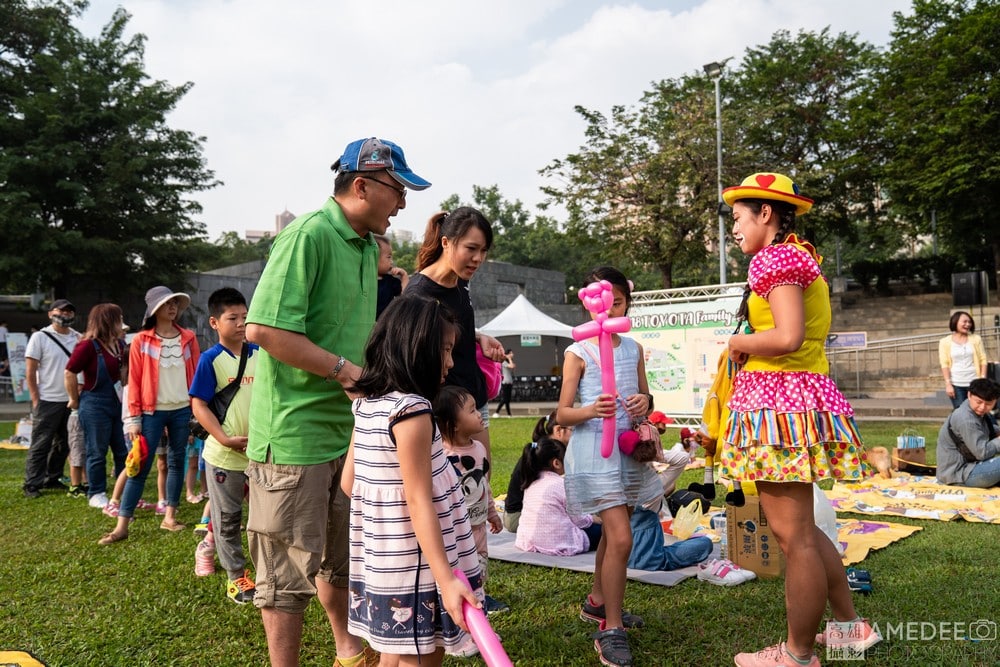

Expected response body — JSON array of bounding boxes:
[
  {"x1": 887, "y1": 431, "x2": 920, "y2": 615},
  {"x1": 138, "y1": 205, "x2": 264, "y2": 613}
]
[{"x1": 515, "y1": 437, "x2": 601, "y2": 556}]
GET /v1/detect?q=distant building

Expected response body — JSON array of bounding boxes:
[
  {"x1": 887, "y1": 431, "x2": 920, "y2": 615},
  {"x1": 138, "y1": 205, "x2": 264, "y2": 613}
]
[
  {"x1": 245, "y1": 208, "x2": 296, "y2": 243},
  {"x1": 387, "y1": 229, "x2": 414, "y2": 244},
  {"x1": 244, "y1": 230, "x2": 270, "y2": 243}
]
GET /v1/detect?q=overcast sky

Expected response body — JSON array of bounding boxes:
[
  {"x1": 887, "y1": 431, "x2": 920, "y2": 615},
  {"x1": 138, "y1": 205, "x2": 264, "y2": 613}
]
[{"x1": 78, "y1": 0, "x2": 913, "y2": 241}]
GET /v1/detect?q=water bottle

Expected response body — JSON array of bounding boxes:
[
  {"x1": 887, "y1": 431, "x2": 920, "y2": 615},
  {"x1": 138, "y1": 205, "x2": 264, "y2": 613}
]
[{"x1": 714, "y1": 514, "x2": 729, "y2": 560}]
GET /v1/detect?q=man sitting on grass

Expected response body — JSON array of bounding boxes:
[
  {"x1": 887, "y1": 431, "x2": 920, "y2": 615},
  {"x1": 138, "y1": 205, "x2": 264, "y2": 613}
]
[{"x1": 936, "y1": 378, "x2": 1000, "y2": 488}]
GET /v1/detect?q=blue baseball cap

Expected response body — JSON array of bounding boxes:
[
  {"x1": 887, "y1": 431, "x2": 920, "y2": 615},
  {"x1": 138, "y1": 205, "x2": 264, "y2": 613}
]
[{"x1": 332, "y1": 137, "x2": 431, "y2": 191}]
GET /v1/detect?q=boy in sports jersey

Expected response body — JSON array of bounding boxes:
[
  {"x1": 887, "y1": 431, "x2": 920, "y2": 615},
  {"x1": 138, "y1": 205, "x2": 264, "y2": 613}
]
[{"x1": 188, "y1": 288, "x2": 258, "y2": 603}]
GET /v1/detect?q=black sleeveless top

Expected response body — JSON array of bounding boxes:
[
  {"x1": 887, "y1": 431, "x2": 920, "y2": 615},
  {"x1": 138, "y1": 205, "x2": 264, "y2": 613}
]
[{"x1": 406, "y1": 272, "x2": 487, "y2": 406}]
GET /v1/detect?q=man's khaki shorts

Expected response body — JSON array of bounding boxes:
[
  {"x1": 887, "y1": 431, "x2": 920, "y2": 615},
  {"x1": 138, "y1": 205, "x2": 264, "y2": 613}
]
[{"x1": 246, "y1": 456, "x2": 349, "y2": 614}]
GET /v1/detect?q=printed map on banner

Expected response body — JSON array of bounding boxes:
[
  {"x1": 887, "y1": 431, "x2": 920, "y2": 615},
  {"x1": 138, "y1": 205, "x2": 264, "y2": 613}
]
[
  {"x1": 825, "y1": 474, "x2": 1000, "y2": 523},
  {"x1": 632, "y1": 294, "x2": 743, "y2": 417}
]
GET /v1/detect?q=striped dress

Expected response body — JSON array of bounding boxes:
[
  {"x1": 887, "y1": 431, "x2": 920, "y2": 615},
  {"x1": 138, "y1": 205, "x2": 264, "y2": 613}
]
[{"x1": 347, "y1": 392, "x2": 483, "y2": 655}]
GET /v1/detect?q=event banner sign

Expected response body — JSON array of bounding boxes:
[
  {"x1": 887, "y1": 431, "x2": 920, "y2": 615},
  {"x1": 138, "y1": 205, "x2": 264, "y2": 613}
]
[
  {"x1": 6, "y1": 332, "x2": 30, "y2": 403},
  {"x1": 631, "y1": 296, "x2": 743, "y2": 419}
]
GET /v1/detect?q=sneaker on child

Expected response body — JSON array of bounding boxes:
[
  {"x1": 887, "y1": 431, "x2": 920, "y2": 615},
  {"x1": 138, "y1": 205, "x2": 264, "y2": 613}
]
[
  {"x1": 483, "y1": 595, "x2": 510, "y2": 616},
  {"x1": 194, "y1": 538, "x2": 215, "y2": 577},
  {"x1": 67, "y1": 484, "x2": 88, "y2": 499},
  {"x1": 226, "y1": 570, "x2": 256, "y2": 604},
  {"x1": 135, "y1": 498, "x2": 157, "y2": 511},
  {"x1": 592, "y1": 624, "x2": 634, "y2": 667},
  {"x1": 449, "y1": 634, "x2": 481, "y2": 658},
  {"x1": 734, "y1": 641, "x2": 820, "y2": 667},
  {"x1": 154, "y1": 500, "x2": 168, "y2": 515},
  {"x1": 101, "y1": 500, "x2": 134, "y2": 523},
  {"x1": 697, "y1": 558, "x2": 756, "y2": 586},
  {"x1": 88, "y1": 492, "x2": 109, "y2": 508},
  {"x1": 194, "y1": 518, "x2": 210, "y2": 536}
]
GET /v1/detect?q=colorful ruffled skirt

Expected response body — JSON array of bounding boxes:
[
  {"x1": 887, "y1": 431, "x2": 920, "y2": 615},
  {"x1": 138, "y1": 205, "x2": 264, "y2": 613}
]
[{"x1": 719, "y1": 370, "x2": 872, "y2": 483}]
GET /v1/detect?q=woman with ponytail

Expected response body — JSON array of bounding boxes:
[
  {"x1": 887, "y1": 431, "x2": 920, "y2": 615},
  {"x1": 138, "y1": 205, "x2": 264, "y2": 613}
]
[
  {"x1": 720, "y1": 173, "x2": 877, "y2": 667},
  {"x1": 514, "y1": 436, "x2": 600, "y2": 557},
  {"x1": 407, "y1": 207, "x2": 505, "y2": 458}
]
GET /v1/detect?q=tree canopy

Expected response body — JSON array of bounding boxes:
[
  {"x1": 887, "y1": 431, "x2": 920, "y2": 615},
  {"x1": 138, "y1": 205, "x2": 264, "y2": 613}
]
[
  {"x1": 532, "y1": 1, "x2": 998, "y2": 289},
  {"x1": 870, "y1": 0, "x2": 1000, "y2": 277},
  {"x1": 3, "y1": 0, "x2": 997, "y2": 299},
  {"x1": 0, "y1": 1, "x2": 218, "y2": 300}
]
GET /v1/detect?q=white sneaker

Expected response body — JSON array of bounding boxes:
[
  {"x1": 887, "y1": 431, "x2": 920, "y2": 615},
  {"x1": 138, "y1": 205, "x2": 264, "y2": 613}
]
[
  {"x1": 450, "y1": 634, "x2": 480, "y2": 658},
  {"x1": 697, "y1": 558, "x2": 756, "y2": 586},
  {"x1": 88, "y1": 492, "x2": 109, "y2": 509},
  {"x1": 492, "y1": 413, "x2": 500, "y2": 419}
]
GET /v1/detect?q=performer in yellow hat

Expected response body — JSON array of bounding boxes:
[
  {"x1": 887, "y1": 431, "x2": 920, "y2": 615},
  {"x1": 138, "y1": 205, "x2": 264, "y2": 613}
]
[{"x1": 719, "y1": 173, "x2": 878, "y2": 667}]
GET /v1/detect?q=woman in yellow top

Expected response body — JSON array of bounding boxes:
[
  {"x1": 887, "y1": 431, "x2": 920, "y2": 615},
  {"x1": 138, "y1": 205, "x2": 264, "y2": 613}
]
[
  {"x1": 719, "y1": 173, "x2": 876, "y2": 667},
  {"x1": 938, "y1": 311, "x2": 987, "y2": 408}
]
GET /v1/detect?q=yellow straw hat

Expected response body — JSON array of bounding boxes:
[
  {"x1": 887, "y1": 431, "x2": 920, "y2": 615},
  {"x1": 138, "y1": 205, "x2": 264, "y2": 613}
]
[{"x1": 722, "y1": 172, "x2": 813, "y2": 215}]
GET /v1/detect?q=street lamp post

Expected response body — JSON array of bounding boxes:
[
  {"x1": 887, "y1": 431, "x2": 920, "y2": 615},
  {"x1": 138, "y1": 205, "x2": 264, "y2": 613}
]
[{"x1": 704, "y1": 59, "x2": 731, "y2": 285}]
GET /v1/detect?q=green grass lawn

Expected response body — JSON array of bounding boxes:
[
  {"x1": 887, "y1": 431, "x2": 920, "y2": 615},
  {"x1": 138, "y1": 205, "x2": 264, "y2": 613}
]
[{"x1": 0, "y1": 419, "x2": 996, "y2": 666}]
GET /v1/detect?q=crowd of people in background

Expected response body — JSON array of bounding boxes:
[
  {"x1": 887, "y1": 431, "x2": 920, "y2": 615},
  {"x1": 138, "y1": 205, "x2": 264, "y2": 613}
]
[{"x1": 10, "y1": 138, "x2": 1000, "y2": 667}]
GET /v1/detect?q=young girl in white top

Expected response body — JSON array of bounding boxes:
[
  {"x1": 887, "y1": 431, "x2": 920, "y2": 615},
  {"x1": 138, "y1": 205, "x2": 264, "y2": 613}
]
[
  {"x1": 557, "y1": 266, "x2": 662, "y2": 667},
  {"x1": 342, "y1": 294, "x2": 481, "y2": 666},
  {"x1": 515, "y1": 436, "x2": 601, "y2": 556},
  {"x1": 433, "y1": 385, "x2": 502, "y2": 581}
]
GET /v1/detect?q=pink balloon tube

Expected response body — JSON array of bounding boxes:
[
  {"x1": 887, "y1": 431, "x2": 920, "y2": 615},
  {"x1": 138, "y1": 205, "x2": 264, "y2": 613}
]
[
  {"x1": 452, "y1": 569, "x2": 513, "y2": 667},
  {"x1": 572, "y1": 281, "x2": 632, "y2": 458}
]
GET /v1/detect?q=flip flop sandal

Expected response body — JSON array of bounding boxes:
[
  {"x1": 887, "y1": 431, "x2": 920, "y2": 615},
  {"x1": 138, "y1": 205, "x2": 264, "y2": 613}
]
[
  {"x1": 160, "y1": 521, "x2": 186, "y2": 532},
  {"x1": 98, "y1": 531, "x2": 128, "y2": 546}
]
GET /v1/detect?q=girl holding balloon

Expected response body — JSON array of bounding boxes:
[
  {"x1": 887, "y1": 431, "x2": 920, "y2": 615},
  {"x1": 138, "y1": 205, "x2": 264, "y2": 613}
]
[{"x1": 556, "y1": 266, "x2": 662, "y2": 667}]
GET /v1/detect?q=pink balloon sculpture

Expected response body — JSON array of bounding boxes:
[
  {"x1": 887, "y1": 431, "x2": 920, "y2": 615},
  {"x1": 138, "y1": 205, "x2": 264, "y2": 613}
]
[
  {"x1": 572, "y1": 280, "x2": 632, "y2": 458},
  {"x1": 453, "y1": 569, "x2": 513, "y2": 667}
]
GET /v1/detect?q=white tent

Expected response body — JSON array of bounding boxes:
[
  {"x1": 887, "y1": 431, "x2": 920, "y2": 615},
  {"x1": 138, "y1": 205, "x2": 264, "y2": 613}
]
[{"x1": 478, "y1": 294, "x2": 575, "y2": 338}]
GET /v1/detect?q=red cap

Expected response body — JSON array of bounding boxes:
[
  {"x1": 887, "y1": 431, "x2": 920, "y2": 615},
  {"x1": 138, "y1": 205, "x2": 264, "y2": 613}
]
[
  {"x1": 680, "y1": 427, "x2": 695, "y2": 440},
  {"x1": 648, "y1": 411, "x2": 669, "y2": 425}
]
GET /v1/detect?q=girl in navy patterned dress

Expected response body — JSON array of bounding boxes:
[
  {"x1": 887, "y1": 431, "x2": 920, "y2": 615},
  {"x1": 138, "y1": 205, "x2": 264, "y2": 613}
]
[{"x1": 341, "y1": 294, "x2": 482, "y2": 665}]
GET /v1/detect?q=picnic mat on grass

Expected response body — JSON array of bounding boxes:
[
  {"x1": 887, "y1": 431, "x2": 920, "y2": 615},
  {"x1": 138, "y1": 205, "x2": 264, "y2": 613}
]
[
  {"x1": 0, "y1": 651, "x2": 46, "y2": 666},
  {"x1": 833, "y1": 518, "x2": 922, "y2": 565},
  {"x1": 486, "y1": 530, "x2": 705, "y2": 586},
  {"x1": 825, "y1": 474, "x2": 1000, "y2": 523},
  {"x1": 693, "y1": 512, "x2": 921, "y2": 567},
  {"x1": 0, "y1": 439, "x2": 29, "y2": 450},
  {"x1": 488, "y1": 515, "x2": 918, "y2": 579}
]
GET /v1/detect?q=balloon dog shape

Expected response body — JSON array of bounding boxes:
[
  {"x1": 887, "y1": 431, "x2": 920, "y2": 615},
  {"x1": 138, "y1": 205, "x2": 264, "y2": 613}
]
[
  {"x1": 572, "y1": 280, "x2": 632, "y2": 458},
  {"x1": 453, "y1": 569, "x2": 513, "y2": 667}
]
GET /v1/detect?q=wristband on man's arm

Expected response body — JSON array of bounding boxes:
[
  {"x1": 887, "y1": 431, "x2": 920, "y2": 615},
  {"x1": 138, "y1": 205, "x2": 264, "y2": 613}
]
[{"x1": 325, "y1": 355, "x2": 347, "y2": 383}]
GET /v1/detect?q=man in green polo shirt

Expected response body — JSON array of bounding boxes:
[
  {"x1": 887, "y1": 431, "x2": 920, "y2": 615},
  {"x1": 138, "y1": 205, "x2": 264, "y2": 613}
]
[{"x1": 245, "y1": 137, "x2": 430, "y2": 667}]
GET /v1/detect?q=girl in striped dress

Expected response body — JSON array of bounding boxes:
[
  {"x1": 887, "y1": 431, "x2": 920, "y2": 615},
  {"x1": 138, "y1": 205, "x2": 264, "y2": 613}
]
[
  {"x1": 341, "y1": 294, "x2": 482, "y2": 665},
  {"x1": 720, "y1": 173, "x2": 877, "y2": 667}
]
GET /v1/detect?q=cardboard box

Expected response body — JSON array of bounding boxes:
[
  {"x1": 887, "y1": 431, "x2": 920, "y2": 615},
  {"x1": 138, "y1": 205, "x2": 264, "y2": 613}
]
[
  {"x1": 892, "y1": 446, "x2": 926, "y2": 472},
  {"x1": 726, "y1": 495, "x2": 785, "y2": 579}
]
